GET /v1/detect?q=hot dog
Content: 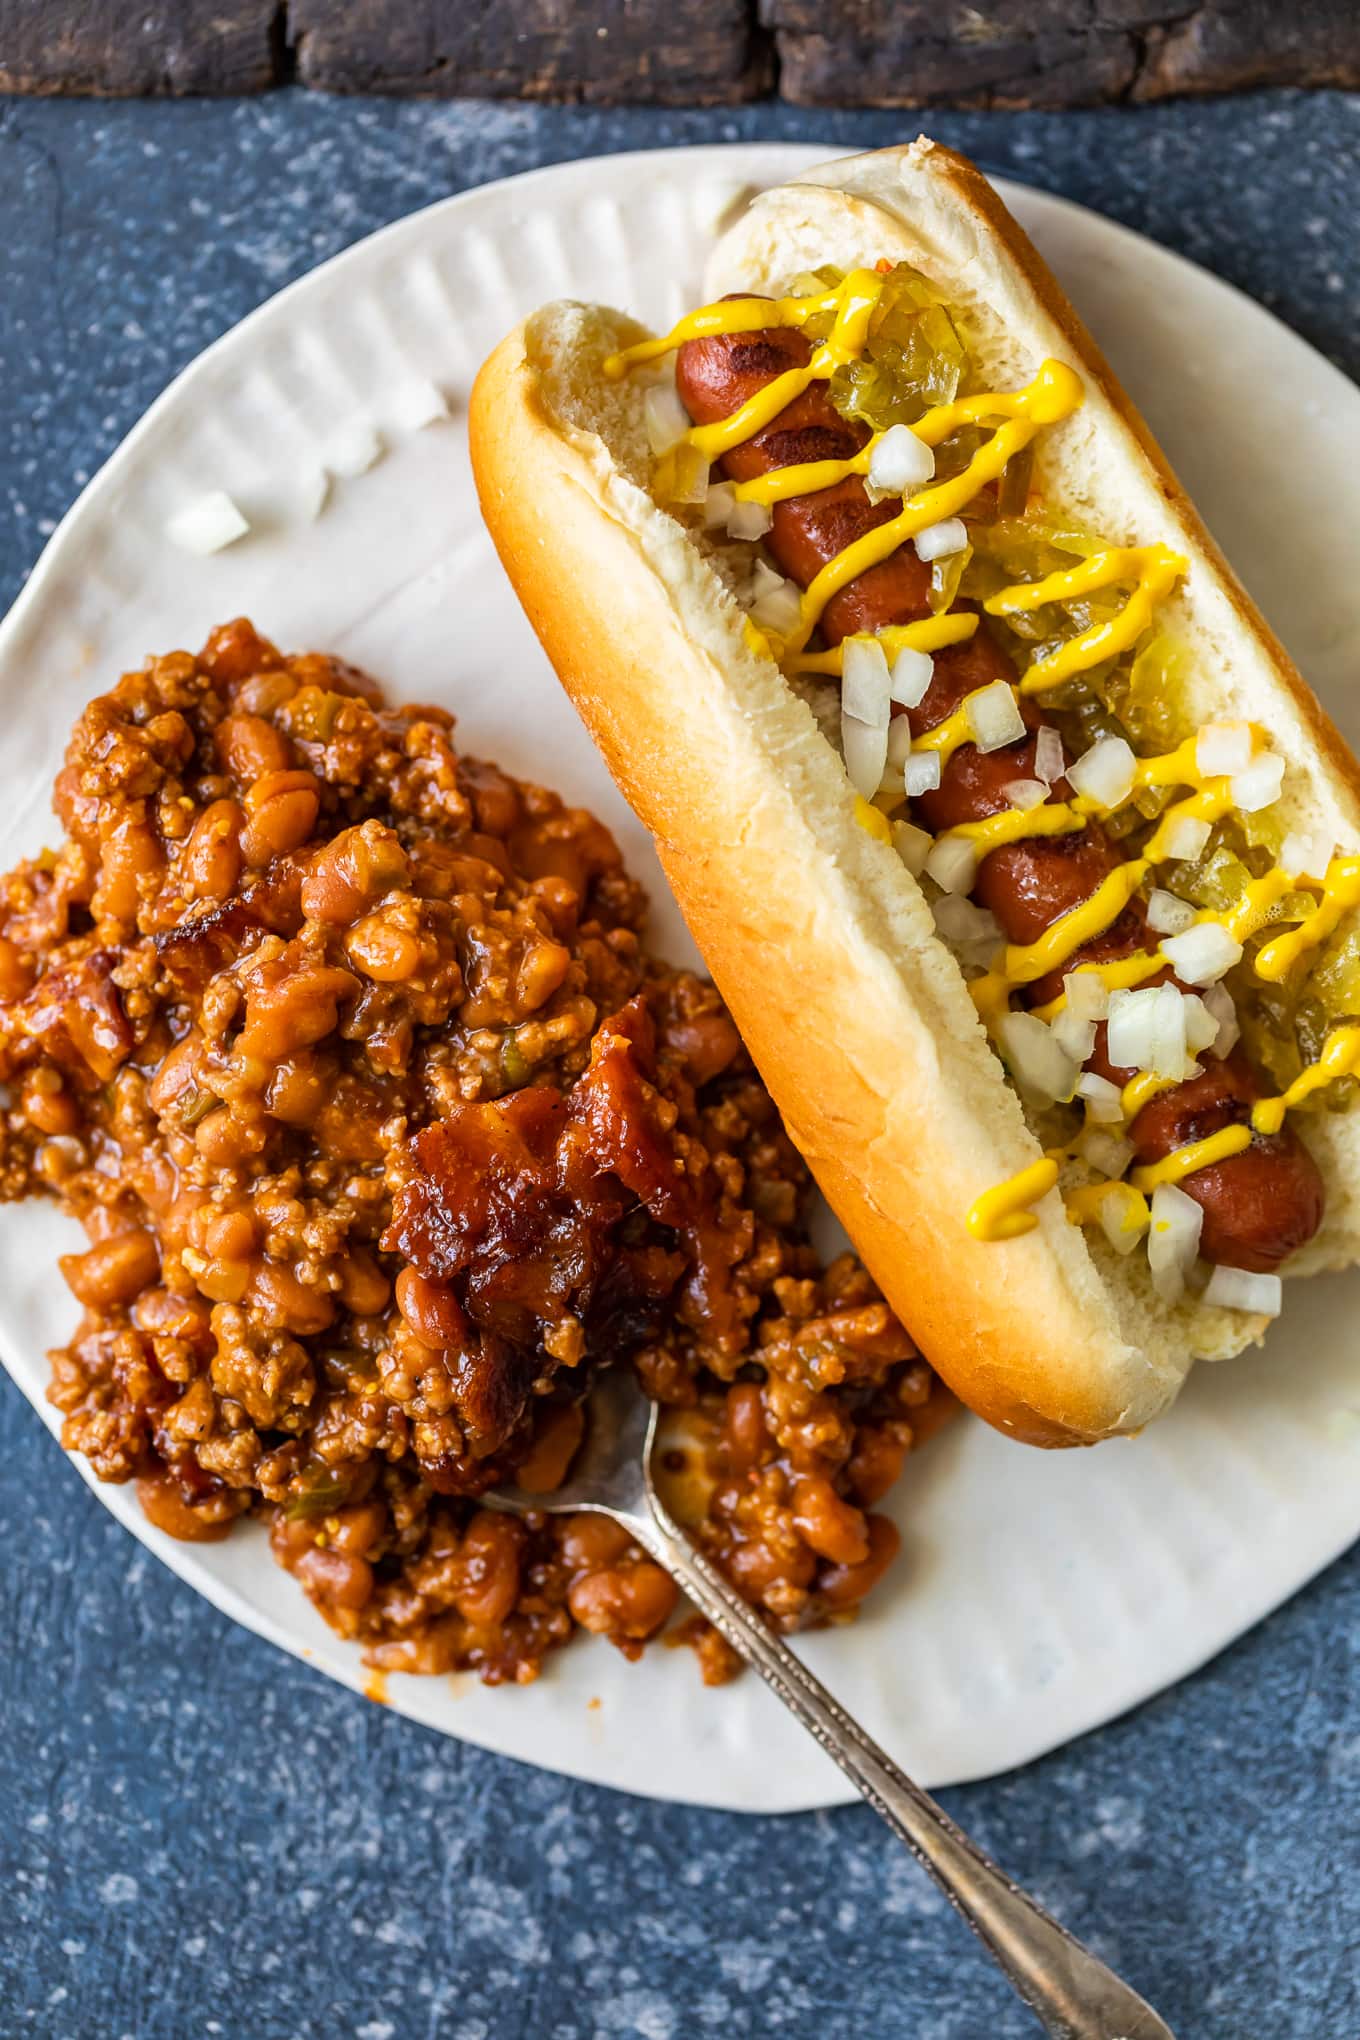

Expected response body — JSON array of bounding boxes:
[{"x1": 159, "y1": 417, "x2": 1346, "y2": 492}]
[
  {"x1": 675, "y1": 322, "x2": 1325, "y2": 1274},
  {"x1": 471, "y1": 138, "x2": 1360, "y2": 1444}
]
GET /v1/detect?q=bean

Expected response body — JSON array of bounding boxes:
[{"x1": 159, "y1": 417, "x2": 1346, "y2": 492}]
[
  {"x1": 846, "y1": 1425, "x2": 910, "y2": 1506},
  {"x1": 60, "y1": 1229, "x2": 159, "y2": 1309},
  {"x1": 182, "y1": 799, "x2": 244, "y2": 902},
  {"x1": 816, "y1": 1514, "x2": 901, "y2": 1611},
  {"x1": 147, "y1": 1035, "x2": 204, "y2": 1115},
  {"x1": 514, "y1": 938, "x2": 571, "y2": 1013},
  {"x1": 791, "y1": 1474, "x2": 870, "y2": 1567},
  {"x1": 512, "y1": 1400, "x2": 585, "y2": 1494},
  {"x1": 200, "y1": 618, "x2": 278, "y2": 687},
  {"x1": 558, "y1": 1514, "x2": 632, "y2": 1571},
  {"x1": 345, "y1": 911, "x2": 421, "y2": 983},
  {"x1": 215, "y1": 712, "x2": 292, "y2": 783},
  {"x1": 137, "y1": 1472, "x2": 233, "y2": 1543},
  {"x1": 96, "y1": 813, "x2": 164, "y2": 926},
  {"x1": 454, "y1": 1511, "x2": 522, "y2": 1627},
  {"x1": 22, "y1": 1069, "x2": 79, "y2": 1137},
  {"x1": 239, "y1": 966, "x2": 356, "y2": 1058},
  {"x1": 294, "y1": 1543, "x2": 374, "y2": 1613},
  {"x1": 394, "y1": 1267, "x2": 467, "y2": 1349},
  {"x1": 240, "y1": 770, "x2": 320, "y2": 867},
  {"x1": 249, "y1": 1260, "x2": 335, "y2": 1336},
  {"x1": 301, "y1": 822, "x2": 409, "y2": 925},
  {"x1": 337, "y1": 1250, "x2": 390, "y2": 1318},
  {"x1": 568, "y1": 1562, "x2": 677, "y2": 1639},
  {"x1": 0, "y1": 934, "x2": 34, "y2": 1001},
  {"x1": 717, "y1": 1381, "x2": 768, "y2": 1475}
]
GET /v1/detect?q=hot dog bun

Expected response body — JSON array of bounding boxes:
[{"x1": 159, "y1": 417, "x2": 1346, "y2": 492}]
[{"x1": 470, "y1": 138, "x2": 1360, "y2": 1445}]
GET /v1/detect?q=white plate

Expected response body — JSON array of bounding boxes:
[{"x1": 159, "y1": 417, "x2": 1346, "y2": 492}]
[{"x1": 4, "y1": 143, "x2": 1360, "y2": 1814}]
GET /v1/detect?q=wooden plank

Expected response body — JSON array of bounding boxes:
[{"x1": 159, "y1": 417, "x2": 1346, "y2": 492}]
[
  {"x1": 766, "y1": 0, "x2": 1360, "y2": 107},
  {"x1": 0, "y1": 1, "x2": 280, "y2": 96},
  {"x1": 1132, "y1": 0, "x2": 1360, "y2": 97},
  {"x1": 0, "y1": 0, "x2": 1352, "y2": 103},
  {"x1": 290, "y1": 0, "x2": 771, "y2": 104}
]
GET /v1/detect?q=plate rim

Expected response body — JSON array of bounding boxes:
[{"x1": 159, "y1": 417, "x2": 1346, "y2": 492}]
[{"x1": 4, "y1": 138, "x2": 1360, "y2": 1812}]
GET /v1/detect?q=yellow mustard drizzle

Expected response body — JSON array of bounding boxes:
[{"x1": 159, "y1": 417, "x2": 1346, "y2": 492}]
[
  {"x1": 1122, "y1": 1071, "x2": 1176, "y2": 1119},
  {"x1": 1256, "y1": 856, "x2": 1360, "y2": 980},
  {"x1": 606, "y1": 265, "x2": 1360, "y2": 1254},
  {"x1": 731, "y1": 369, "x2": 1079, "y2": 510},
  {"x1": 966, "y1": 1155, "x2": 1060, "y2": 1240},
  {"x1": 784, "y1": 362, "x2": 1082, "y2": 660},
  {"x1": 937, "y1": 804, "x2": 1085, "y2": 862},
  {"x1": 792, "y1": 611, "x2": 977, "y2": 678},
  {"x1": 1251, "y1": 1024, "x2": 1360, "y2": 1135},
  {"x1": 1030, "y1": 951, "x2": 1167, "y2": 1024},
  {"x1": 985, "y1": 546, "x2": 1188, "y2": 694},
  {"x1": 1130, "y1": 1124, "x2": 1253, "y2": 1192},
  {"x1": 854, "y1": 795, "x2": 893, "y2": 844}
]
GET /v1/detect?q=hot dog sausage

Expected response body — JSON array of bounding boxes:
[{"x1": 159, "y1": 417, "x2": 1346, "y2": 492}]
[{"x1": 676, "y1": 323, "x2": 1324, "y2": 1270}]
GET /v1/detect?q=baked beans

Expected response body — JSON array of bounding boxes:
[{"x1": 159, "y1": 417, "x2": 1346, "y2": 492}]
[{"x1": 0, "y1": 620, "x2": 950, "y2": 1690}]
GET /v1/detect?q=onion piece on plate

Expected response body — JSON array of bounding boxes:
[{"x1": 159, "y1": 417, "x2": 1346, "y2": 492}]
[{"x1": 165, "y1": 492, "x2": 250, "y2": 555}]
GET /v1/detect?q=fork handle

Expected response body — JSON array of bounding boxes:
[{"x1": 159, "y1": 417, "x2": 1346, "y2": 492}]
[{"x1": 625, "y1": 1491, "x2": 1175, "y2": 2040}]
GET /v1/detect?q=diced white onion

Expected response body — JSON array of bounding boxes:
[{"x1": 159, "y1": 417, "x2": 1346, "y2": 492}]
[
  {"x1": 727, "y1": 496, "x2": 773, "y2": 541},
  {"x1": 750, "y1": 563, "x2": 802, "y2": 637},
  {"x1": 644, "y1": 385, "x2": 690, "y2": 456},
  {"x1": 998, "y1": 1011, "x2": 1078, "y2": 1104},
  {"x1": 842, "y1": 638, "x2": 893, "y2": 729},
  {"x1": 886, "y1": 718, "x2": 914, "y2": 771},
  {"x1": 1196, "y1": 720, "x2": 1253, "y2": 778},
  {"x1": 166, "y1": 491, "x2": 250, "y2": 555},
  {"x1": 1231, "y1": 753, "x2": 1286, "y2": 813},
  {"x1": 925, "y1": 835, "x2": 978, "y2": 895},
  {"x1": 1202, "y1": 1264, "x2": 1283, "y2": 1317},
  {"x1": 1076, "y1": 1126, "x2": 1134, "y2": 1179},
  {"x1": 1201, "y1": 981, "x2": 1239, "y2": 1059},
  {"x1": 932, "y1": 894, "x2": 1000, "y2": 945},
  {"x1": 1147, "y1": 1180, "x2": 1203, "y2": 1303},
  {"x1": 1003, "y1": 778, "x2": 1049, "y2": 811},
  {"x1": 1109, "y1": 983, "x2": 1158, "y2": 1068},
  {"x1": 1066, "y1": 735, "x2": 1137, "y2": 811},
  {"x1": 892, "y1": 820, "x2": 932, "y2": 877},
  {"x1": 326, "y1": 418, "x2": 383, "y2": 477},
  {"x1": 842, "y1": 712, "x2": 889, "y2": 800},
  {"x1": 1051, "y1": 1009, "x2": 1097, "y2": 1064},
  {"x1": 296, "y1": 467, "x2": 329, "y2": 521},
  {"x1": 903, "y1": 751, "x2": 942, "y2": 797},
  {"x1": 1161, "y1": 922, "x2": 1244, "y2": 986},
  {"x1": 1282, "y1": 829, "x2": 1334, "y2": 881},
  {"x1": 1161, "y1": 813, "x2": 1213, "y2": 863},
  {"x1": 1181, "y1": 992, "x2": 1219, "y2": 1057},
  {"x1": 1076, "y1": 1071, "x2": 1124, "y2": 1123},
  {"x1": 702, "y1": 482, "x2": 736, "y2": 530},
  {"x1": 1146, "y1": 888, "x2": 1196, "y2": 936},
  {"x1": 388, "y1": 377, "x2": 448, "y2": 431},
  {"x1": 913, "y1": 517, "x2": 968, "y2": 563},
  {"x1": 1107, "y1": 983, "x2": 1195, "y2": 1080},
  {"x1": 1151, "y1": 981, "x2": 1193, "y2": 1079},
  {"x1": 868, "y1": 423, "x2": 936, "y2": 494},
  {"x1": 889, "y1": 647, "x2": 934, "y2": 709},
  {"x1": 1064, "y1": 971, "x2": 1109, "y2": 1023},
  {"x1": 1098, "y1": 1182, "x2": 1151, "y2": 1256},
  {"x1": 1033, "y1": 726, "x2": 1065, "y2": 787},
  {"x1": 965, "y1": 681, "x2": 1025, "y2": 755}
]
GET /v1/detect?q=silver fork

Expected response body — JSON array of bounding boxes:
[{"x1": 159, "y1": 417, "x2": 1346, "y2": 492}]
[{"x1": 491, "y1": 1371, "x2": 1177, "y2": 2040}]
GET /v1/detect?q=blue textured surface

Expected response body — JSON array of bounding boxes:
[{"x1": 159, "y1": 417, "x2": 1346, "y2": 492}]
[{"x1": 1, "y1": 90, "x2": 1358, "y2": 2040}]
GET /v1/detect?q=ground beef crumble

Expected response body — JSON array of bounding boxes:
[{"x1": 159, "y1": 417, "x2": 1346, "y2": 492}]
[{"x1": 0, "y1": 620, "x2": 951, "y2": 1687}]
